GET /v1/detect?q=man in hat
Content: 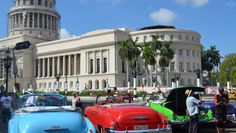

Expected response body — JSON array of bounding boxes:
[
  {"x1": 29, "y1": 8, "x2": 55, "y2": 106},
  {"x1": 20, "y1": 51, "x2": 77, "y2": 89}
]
[
  {"x1": 214, "y1": 87, "x2": 229, "y2": 133},
  {"x1": 185, "y1": 89, "x2": 202, "y2": 133}
]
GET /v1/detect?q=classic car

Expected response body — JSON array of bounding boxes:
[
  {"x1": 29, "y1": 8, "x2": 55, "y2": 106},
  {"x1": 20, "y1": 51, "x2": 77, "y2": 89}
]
[
  {"x1": 201, "y1": 101, "x2": 236, "y2": 121},
  {"x1": 148, "y1": 86, "x2": 214, "y2": 127},
  {"x1": 85, "y1": 94, "x2": 172, "y2": 133},
  {"x1": 228, "y1": 89, "x2": 236, "y2": 99},
  {"x1": 9, "y1": 93, "x2": 96, "y2": 133}
]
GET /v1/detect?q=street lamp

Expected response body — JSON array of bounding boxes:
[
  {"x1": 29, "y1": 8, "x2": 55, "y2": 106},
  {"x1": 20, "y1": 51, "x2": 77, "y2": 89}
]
[
  {"x1": 132, "y1": 62, "x2": 142, "y2": 101},
  {"x1": 55, "y1": 72, "x2": 62, "y2": 93},
  {"x1": 226, "y1": 67, "x2": 231, "y2": 89},
  {"x1": 76, "y1": 77, "x2": 79, "y2": 92},
  {"x1": 64, "y1": 75, "x2": 68, "y2": 94},
  {"x1": 174, "y1": 72, "x2": 181, "y2": 87},
  {"x1": 3, "y1": 48, "x2": 13, "y2": 93},
  {"x1": 195, "y1": 69, "x2": 201, "y2": 87}
]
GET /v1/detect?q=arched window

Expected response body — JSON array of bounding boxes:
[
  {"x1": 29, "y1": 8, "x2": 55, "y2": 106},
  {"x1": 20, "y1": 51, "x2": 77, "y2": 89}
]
[
  {"x1": 48, "y1": 82, "x2": 52, "y2": 89},
  {"x1": 70, "y1": 81, "x2": 73, "y2": 89},
  {"x1": 88, "y1": 80, "x2": 92, "y2": 89},
  {"x1": 95, "y1": 80, "x2": 99, "y2": 89},
  {"x1": 102, "y1": 79, "x2": 106, "y2": 89},
  {"x1": 44, "y1": 82, "x2": 47, "y2": 89}
]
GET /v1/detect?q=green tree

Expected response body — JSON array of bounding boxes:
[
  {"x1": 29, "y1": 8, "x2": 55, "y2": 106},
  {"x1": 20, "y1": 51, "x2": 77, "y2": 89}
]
[
  {"x1": 202, "y1": 45, "x2": 221, "y2": 85},
  {"x1": 219, "y1": 54, "x2": 236, "y2": 87}
]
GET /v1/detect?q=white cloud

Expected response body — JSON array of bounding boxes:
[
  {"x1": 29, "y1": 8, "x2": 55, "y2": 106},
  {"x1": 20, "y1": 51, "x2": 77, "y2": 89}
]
[
  {"x1": 175, "y1": 0, "x2": 209, "y2": 7},
  {"x1": 226, "y1": 1, "x2": 235, "y2": 6},
  {"x1": 60, "y1": 28, "x2": 76, "y2": 39},
  {"x1": 150, "y1": 8, "x2": 178, "y2": 24}
]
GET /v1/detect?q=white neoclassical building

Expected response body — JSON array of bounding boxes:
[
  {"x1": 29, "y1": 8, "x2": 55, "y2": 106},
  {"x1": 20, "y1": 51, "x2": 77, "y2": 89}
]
[{"x1": 0, "y1": 0, "x2": 202, "y2": 92}]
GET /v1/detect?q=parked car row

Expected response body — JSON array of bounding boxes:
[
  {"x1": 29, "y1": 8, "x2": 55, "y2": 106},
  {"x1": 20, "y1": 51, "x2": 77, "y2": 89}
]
[{"x1": 8, "y1": 86, "x2": 236, "y2": 133}]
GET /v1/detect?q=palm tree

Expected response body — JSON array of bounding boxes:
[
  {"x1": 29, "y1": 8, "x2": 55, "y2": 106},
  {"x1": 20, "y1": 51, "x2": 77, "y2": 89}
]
[
  {"x1": 141, "y1": 41, "x2": 157, "y2": 86},
  {"x1": 202, "y1": 45, "x2": 221, "y2": 85},
  {"x1": 118, "y1": 37, "x2": 140, "y2": 87},
  {"x1": 159, "y1": 42, "x2": 175, "y2": 86}
]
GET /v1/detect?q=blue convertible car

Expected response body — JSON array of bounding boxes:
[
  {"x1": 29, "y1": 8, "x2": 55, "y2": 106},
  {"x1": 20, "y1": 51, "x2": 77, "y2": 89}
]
[{"x1": 9, "y1": 93, "x2": 95, "y2": 133}]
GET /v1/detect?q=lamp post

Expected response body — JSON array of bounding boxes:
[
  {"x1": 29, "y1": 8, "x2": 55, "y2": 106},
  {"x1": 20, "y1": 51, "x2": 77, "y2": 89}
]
[
  {"x1": 76, "y1": 77, "x2": 79, "y2": 92},
  {"x1": 174, "y1": 72, "x2": 181, "y2": 87},
  {"x1": 132, "y1": 61, "x2": 142, "y2": 101},
  {"x1": 64, "y1": 75, "x2": 68, "y2": 94},
  {"x1": 3, "y1": 48, "x2": 13, "y2": 93},
  {"x1": 226, "y1": 66, "x2": 231, "y2": 89},
  {"x1": 195, "y1": 69, "x2": 201, "y2": 87},
  {"x1": 55, "y1": 72, "x2": 62, "y2": 93}
]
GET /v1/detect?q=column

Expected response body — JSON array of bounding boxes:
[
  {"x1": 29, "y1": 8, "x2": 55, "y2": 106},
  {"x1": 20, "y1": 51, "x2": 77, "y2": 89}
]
[
  {"x1": 27, "y1": 13, "x2": 30, "y2": 28},
  {"x1": 68, "y1": 55, "x2": 71, "y2": 75},
  {"x1": 42, "y1": 13, "x2": 44, "y2": 29},
  {"x1": 52, "y1": 57, "x2": 55, "y2": 77},
  {"x1": 74, "y1": 54, "x2": 77, "y2": 75},
  {"x1": 38, "y1": 59, "x2": 41, "y2": 77},
  {"x1": 63, "y1": 55, "x2": 65, "y2": 76},
  {"x1": 93, "y1": 52, "x2": 96, "y2": 74},
  {"x1": 57, "y1": 56, "x2": 60, "y2": 74},
  {"x1": 100, "y1": 51, "x2": 103, "y2": 73},
  {"x1": 47, "y1": 58, "x2": 50, "y2": 77},
  {"x1": 42, "y1": 58, "x2": 45, "y2": 77}
]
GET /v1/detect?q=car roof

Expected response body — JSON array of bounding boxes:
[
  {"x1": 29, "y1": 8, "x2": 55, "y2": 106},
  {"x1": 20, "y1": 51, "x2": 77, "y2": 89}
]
[{"x1": 166, "y1": 86, "x2": 205, "y2": 102}]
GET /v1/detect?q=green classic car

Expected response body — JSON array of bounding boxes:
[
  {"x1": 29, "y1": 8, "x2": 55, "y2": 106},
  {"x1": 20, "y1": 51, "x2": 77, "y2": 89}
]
[{"x1": 148, "y1": 86, "x2": 214, "y2": 126}]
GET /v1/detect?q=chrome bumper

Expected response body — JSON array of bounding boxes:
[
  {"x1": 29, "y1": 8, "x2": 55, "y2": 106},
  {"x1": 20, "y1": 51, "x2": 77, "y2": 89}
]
[
  {"x1": 106, "y1": 126, "x2": 172, "y2": 133},
  {"x1": 227, "y1": 114, "x2": 236, "y2": 121}
]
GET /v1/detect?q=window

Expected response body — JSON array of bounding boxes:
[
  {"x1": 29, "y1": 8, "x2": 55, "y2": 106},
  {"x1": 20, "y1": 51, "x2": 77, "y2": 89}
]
[
  {"x1": 34, "y1": 13, "x2": 38, "y2": 28},
  {"x1": 23, "y1": 0, "x2": 26, "y2": 5},
  {"x1": 187, "y1": 63, "x2": 191, "y2": 72},
  {"x1": 160, "y1": 35, "x2": 164, "y2": 40},
  {"x1": 30, "y1": 0, "x2": 34, "y2": 5},
  {"x1": 186, "y1": 50, "x2": 189, "y2": 56},
  {"x1": 96, "y1": 58, "x2": 100, "y2": 73},
  {"x1": 89, "y1": 59, "x2": 93, "y2": 74},
  {"x1": 45, "y1": 0, "x2": 48, "y2": 7},
  {"x1": 38, "y1": 0, "x2": 41, "y2": 5},
  {"x1": 192, "y1": 50, "x2": 195, "y2": 56},
  {"x1": 188, "y1": 79, "x2": 192, "y2": 85},
  {"x1": 186, "y1": 35, "x2": 189, "y2": 40},
  {"x1": 144, "y1": 36, "x2": 147, "y2": 42},
  {"x1": 103, "y1": 58, "x2": 107, "y2": 73},
  {"x1": 39, "y1": 13, "x2": 43, "y2": 28},
  {"x1": 44, "y1": 14, "x2": 47, "y2": 29},
  {"x1": 170, "y1": 62, "x2": 175, "y2": 72},
  {"x1": 192, "y1": 36, "x2": 194, "y2": 41},
  {"x1": 193, "y1": 63, "x2": 196, "y2": 71},
  {"x1": 179, "y1": 35, "x2": 182, "y2": 40},
  {"x1": 179, "y1": 49, "x2": 183, "y2": 56},
  {"x1": 122, "y1": 61, "x2": 126, "y2": 73},
  {"x1": 179, "y1": 62, "x2": 184, "y2": 72},
  {"x1": 170, "y1": 35, "x2": 174, "y2": 40}
]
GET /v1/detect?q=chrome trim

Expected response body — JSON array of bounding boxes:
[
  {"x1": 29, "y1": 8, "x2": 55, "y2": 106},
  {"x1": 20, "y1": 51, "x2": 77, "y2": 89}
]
[{"x1": 106, "y1": 126, "x2": 172, "y2": 133}]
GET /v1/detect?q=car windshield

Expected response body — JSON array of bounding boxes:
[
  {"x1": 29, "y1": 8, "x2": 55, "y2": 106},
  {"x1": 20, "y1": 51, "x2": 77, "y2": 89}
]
[{"x1": 18, "y1": 94, "x2": 66, "y2": 108}]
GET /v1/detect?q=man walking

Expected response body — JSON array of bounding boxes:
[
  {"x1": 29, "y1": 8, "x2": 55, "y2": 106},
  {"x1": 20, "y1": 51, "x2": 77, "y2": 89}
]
[{"x1": 185, "y1": 89, "x2": 202, "y2": 133}]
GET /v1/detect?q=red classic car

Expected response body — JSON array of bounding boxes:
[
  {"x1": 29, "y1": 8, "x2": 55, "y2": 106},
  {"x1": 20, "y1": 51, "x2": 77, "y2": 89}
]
[{"x1": 85, "y1": 94, "x2": 172, "y2": 133}]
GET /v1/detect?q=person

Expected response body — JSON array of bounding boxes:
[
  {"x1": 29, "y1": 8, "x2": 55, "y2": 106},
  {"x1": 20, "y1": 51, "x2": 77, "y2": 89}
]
[
  {"x1": 185, "y1": 89, "x2": 202, "y2": 133},
  {"x1": 214, "y1": 87, "x2": 229, "y2": 133},
  {"x1": 0, "y1": 92, "x2": 14, "y2": 124},
  {"x1": 106, "y1": 89, "x2": 115, "y2": 103},
  {"x1": 72, "y1": 92, "x2": 82, "y2": 111},
  {"x1": 25, "y1": 95, "x2": 39, "y2": 106}
]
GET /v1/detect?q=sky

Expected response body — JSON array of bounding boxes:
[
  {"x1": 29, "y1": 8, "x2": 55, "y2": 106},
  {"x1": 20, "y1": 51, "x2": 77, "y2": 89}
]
[{"x1": 0, "y1": 0, "x2": 235, "y2": 58}]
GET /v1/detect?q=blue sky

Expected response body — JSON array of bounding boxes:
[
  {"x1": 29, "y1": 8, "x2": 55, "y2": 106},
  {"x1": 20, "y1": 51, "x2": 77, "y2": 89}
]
[{"x1": 0, "y1": 0, "x2": 235, "y2": 58}]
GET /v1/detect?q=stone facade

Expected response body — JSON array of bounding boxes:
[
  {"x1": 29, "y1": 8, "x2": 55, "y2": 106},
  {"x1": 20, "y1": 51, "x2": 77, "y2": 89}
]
[{"x1": 0, "y1": 1, "x2": 202, "y2": 92}]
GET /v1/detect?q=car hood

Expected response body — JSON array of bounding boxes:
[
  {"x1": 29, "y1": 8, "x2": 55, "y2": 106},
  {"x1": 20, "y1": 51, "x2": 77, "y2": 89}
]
[
  {"x1": 11, "y1": 107, "x2": 88, "y2": 133},
  {"x1": 166, "y1": 86, "x2": 205, "y2": 102},
  {"x1": 103, "y1": 103, "x2": 162, "y2": 123}
]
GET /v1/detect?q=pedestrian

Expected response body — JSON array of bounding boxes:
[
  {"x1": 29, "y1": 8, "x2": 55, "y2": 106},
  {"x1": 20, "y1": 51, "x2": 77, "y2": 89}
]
[
  {"x1": 0, "y1": 92, "x2": 14, "y2": 125},
  {"x1": 72, "y1": 92, "x2": 82, "y2": 111},
  {"x1": 214, "y1": 86, "x2": 229, "y2": 133},
  {"x1": 185, "y1": 89, "x2": 202, "y2": 133}
]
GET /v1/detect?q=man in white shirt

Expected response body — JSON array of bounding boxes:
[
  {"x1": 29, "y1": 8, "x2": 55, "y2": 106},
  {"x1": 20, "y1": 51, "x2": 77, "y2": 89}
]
[{"x1": 0, "y1": 92, "x2": 14, "y2": 124}]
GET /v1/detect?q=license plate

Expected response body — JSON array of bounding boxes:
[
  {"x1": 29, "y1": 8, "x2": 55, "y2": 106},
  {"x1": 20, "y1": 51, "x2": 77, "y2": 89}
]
[{"x1": 134, "y1": 125, "x2": 148, "y2": 130}]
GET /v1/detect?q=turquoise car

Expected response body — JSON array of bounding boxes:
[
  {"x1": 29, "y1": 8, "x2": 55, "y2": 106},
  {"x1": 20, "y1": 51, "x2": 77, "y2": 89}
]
[
  {"x1": 9, "y1": 93, "x2": 96, "y2": 133},
  {"x1": 148, "y1": 86, "x2": 214, "y2": 127}
]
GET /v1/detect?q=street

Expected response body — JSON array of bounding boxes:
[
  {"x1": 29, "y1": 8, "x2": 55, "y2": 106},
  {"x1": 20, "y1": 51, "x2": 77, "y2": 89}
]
[{"x1": 1, "y1": 96, "x2": 236, "y2": 133}]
